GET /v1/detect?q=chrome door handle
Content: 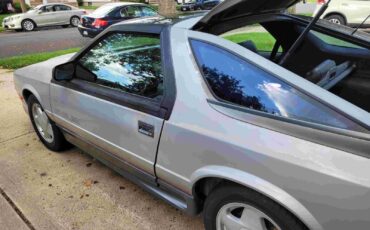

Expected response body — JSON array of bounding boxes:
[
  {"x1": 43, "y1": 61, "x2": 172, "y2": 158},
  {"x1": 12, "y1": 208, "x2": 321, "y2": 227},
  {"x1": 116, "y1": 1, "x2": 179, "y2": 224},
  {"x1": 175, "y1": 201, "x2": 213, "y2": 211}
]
[{"x1": 138, "y1": 121, "x2": 154, "y2": 138}]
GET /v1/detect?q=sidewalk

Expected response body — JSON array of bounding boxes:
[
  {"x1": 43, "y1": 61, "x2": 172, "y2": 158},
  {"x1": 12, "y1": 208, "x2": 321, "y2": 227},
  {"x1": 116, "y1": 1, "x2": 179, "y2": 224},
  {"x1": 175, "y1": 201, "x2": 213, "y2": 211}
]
[{"x1": 0, "y1": 191, "x2": 30, "y2": 230}]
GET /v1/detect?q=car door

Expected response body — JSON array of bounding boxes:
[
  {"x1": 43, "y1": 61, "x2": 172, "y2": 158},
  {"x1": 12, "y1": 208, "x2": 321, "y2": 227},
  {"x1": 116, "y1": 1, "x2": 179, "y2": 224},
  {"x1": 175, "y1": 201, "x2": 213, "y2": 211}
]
[
  {"x1": 344, "y1": 0, "x2": 370, "y2": 24},
  {"x1": 33, "y1": 5, "x2": 56, "y2": 26},
  {"x1": 53, "y1": 4, "x2": 72, "y2": 25},
  {"x1": 50, "y1": 27, "x2": 175, "y2": 180}
]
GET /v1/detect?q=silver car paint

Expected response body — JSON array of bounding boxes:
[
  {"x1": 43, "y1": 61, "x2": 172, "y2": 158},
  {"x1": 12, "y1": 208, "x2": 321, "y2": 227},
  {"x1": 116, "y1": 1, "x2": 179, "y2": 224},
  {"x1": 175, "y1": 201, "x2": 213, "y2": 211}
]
[
  {"x1": 13, "y1": 18, "x2": 370, "y2": 230},
  {"x1": 2, "y1": 4, "x2": 84, "y2": 30},
  {"x1": 14, "y1": 53, "x2": 75, "y2": 113},
  {"x1": 49, "y1": 84, "x2": 164, "y2": 175},
  {"x1": 155, "y1": 27, "x2": 370, "y2": 229}
]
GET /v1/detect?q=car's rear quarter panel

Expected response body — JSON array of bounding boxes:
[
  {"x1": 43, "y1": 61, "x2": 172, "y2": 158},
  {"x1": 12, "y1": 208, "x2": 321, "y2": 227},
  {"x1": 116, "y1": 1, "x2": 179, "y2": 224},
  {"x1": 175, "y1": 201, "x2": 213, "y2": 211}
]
[{"x1": 155, "y1": 27, "x2": 370, "y2": 230}]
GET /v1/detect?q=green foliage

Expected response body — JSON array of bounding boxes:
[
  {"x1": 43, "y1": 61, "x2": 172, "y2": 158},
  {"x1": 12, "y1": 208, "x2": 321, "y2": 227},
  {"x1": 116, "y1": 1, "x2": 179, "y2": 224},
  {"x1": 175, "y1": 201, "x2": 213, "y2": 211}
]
[
  {"x1": 79, "y1": 5, "x2": 98, "y2": 10},
  {"x1": 13, "y1": 2, "x2": 31, "y2": 13},
  {"x1": 0, "y1": 48, "x2": 80, "y2": 69},
  {"x1": 222, "y1": 32, "x2": 277, "y2": 52},
  {"x1": 0, "y1": 13, "x2": 14, "y2": 32},
  {"x1": 77, "y1": 0, "x2": 83, "y2": 7}
]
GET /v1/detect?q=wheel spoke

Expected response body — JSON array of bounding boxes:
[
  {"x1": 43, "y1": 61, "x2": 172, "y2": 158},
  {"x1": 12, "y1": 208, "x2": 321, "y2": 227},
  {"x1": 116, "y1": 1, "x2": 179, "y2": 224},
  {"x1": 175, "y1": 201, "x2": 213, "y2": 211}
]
[
  {"x1": 46, "y1": 124, "x2": 53, "y2": 139},
  {"x1": 32, "y1": 103, "x2": 54, "y2": 143},
  {"x1": 241, "y1": 208, "x2": 266, "y2": 230},
  {"x1": 222, "y1": 213, "x2": 245, "y2": 230}
]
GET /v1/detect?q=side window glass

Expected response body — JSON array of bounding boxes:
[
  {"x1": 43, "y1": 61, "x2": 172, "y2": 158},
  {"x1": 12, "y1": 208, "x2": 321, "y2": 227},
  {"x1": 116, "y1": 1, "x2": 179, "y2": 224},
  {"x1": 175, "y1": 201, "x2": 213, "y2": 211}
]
[
  {"x1": 79, "y1": 33, "x2": 163, "y2": 100},
  {"x1": 54, "y1": 5, "x2": 70, "y2": 11},
  {"x1": 141, "y1": 6, "x2": 157, "y2": 17},
  {"x1": 221, "y1": 24, "x2": 282, "y2": 53},
  {"x1": 191, "y1": 39, "x2": 364, "y2": 131},
  {"x1": 125, "y1": 6, "x2": 142, "y2": 18},
  {"x1": 42, "y1": 5, "x2": 54, "y2": 12},
  {"x1": 119, "y1": 7, "x2": 128, "y2": 17},
  {"x1": 311, "y1": 31, "x2": 366, "y2": 49}
]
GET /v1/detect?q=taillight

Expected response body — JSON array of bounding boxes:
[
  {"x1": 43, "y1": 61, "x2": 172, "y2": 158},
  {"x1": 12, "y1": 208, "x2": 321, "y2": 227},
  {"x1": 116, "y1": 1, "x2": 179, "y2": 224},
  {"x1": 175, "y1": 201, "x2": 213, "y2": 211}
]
[
  {"x1": 92, "y1": 19, "x2": 108, "y2": 28},
  {"x1": 317, "y1": 0, "x2": 326, "y2": 5}
]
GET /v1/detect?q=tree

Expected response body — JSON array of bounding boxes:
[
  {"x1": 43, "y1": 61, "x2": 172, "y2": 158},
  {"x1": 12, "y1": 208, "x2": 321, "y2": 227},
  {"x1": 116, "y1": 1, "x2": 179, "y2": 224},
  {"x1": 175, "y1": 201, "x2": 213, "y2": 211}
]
[
  {"x1": 158, "y1": 0, "x2": 177, "y2": 17},
  {"x1": 19, "y1": 0, "x2": 27, "y2": 13}
]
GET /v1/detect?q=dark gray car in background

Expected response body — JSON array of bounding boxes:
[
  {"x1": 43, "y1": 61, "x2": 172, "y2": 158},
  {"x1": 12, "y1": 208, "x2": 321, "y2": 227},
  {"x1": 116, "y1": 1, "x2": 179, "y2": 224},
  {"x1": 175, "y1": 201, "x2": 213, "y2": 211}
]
[{"x1": 78, "y1": 2, "x2": 160, "y2": 38}]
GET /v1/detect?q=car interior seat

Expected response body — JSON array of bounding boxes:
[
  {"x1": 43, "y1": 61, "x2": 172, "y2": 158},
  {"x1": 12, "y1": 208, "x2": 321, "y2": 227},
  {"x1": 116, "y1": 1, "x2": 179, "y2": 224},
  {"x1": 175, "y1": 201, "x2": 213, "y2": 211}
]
[{"x1": 238, "y1": 40, "x2": 258, "y2": 53}]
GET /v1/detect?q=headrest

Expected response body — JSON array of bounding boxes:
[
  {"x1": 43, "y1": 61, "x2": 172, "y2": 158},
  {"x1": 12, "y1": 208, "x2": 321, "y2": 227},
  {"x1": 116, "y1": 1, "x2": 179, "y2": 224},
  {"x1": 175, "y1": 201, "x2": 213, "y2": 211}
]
[{"x1": 238, "y1": 40, "x2": 258, "y2": 53}]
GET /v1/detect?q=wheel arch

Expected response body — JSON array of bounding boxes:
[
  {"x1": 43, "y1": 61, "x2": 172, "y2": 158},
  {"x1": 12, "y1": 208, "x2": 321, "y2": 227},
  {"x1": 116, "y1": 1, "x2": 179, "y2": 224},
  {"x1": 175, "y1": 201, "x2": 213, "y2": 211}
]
[
  {"x1": 70, "y1": 15, "x2": 80, "y2": 21},
  {"x1": 323, "y1": 11, "x2": 347, "y2": 24},
  {"x1": 22, "y1": 85, "x2": 42, "y2": 105},
  {"x1": 190, "y1": 166, "x2": 323, "y2": 230},
  {"x1": 21, "y1": 18, "x2": 37, "y2": 28}
]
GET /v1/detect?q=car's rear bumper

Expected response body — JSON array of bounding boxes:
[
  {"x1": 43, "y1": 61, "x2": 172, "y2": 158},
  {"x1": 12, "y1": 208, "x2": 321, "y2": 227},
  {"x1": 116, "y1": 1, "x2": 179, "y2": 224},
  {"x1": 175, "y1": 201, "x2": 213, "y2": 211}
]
[{"x1": 77, "y1": 25, "x2": 102, "y2": 38}]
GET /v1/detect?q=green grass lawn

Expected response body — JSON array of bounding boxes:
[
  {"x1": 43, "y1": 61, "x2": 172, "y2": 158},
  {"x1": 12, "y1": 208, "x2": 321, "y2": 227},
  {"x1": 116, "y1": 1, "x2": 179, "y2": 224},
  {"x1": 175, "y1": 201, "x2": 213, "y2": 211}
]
[
  {"x1": 222, "y1": 32, "x2": 277, "y2": 51},
  {"x1": 0, "y1": 48, "x2": 80, "y2": 69},
  {"x1": 79, "y1": 5, "x2": 98, "y2": 10}
]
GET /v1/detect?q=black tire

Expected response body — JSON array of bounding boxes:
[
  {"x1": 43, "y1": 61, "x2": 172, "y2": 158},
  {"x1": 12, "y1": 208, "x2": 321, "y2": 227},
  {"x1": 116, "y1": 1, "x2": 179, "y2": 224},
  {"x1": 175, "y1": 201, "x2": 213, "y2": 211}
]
[
  {"x1": 70, "y1": 16, "x2": 80, "y2": 27},
  {"x1": 27, "y1": 95, "x2": 71, "y2": 152},
  {"x1": 21, "y1": 19, "x2": 36, "y2": 31},
  {"x1": 203, "y1": 183, "x2": 307, "y2": 230},
  {"x1": 325, "y1": 14, "x2": 346, "y2": 25},
  {"x1": 62, "y1": 25, "x2": 69, "y2": 28}
]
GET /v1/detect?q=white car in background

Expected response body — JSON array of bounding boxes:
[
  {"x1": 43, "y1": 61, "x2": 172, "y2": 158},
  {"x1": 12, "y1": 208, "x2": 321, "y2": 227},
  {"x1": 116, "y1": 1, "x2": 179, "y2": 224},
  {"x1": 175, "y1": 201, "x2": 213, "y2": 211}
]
[
  {"x1": 2, "y1": 3, "x2": 86, "y2": 32},
  {"x1": 314, "y1": 0, "x2": 370, "y2": 27}
]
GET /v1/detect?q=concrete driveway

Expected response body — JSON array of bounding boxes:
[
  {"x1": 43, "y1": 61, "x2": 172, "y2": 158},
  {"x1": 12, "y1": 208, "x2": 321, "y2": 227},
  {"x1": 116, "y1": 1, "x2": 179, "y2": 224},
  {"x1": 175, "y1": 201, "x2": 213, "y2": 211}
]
[
  {"x1": 0, "y1": 27, "x2": 90, "y2": 58},
  {"x1": 0, "y1": 69, "x2": 203, "y2": 230}
]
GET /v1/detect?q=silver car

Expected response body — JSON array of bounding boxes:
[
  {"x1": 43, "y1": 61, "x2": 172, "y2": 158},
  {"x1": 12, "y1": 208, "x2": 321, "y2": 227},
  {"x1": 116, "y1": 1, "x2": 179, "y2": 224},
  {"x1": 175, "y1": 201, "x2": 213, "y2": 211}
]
[
  {"x1": 2, "y1": 3, "x2": 85, "y2": 32},
  {"x1": 13, "y1": 0, "x2": 370, "y2": 229},
  {"x1": 314, "y1": 0, "x2": 370, "y2": 26}
]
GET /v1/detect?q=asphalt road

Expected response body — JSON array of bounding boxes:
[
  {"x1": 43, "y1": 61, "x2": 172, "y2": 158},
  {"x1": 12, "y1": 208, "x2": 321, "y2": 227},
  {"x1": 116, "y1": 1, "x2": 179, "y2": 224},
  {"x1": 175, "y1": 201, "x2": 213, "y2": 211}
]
[
  {"x1": 0, "y1": 69, "x2": 203, "y2": 230},
  {"x1": 0, "y1": 27, "x2": 91, "y2": 58}
]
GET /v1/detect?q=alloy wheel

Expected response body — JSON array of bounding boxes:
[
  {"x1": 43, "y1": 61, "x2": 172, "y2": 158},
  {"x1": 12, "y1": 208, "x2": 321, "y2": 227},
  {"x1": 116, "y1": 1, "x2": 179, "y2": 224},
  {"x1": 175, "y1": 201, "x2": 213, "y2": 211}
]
[
  {"x1": 216, "y1": 203, "x2": 282, "y2": 230},
  {"x1": 23, "y1": 20, "x2": 34, "y2": 31},
  {"x1": 329, "y1": 18, "x2": 341, "y2": 24},
  {"x1": 32, "y1": 103, "x2": 54, "y2": 143},
  {"x1": 71, "y1": 17, "x2": 80, "y2": 27}
]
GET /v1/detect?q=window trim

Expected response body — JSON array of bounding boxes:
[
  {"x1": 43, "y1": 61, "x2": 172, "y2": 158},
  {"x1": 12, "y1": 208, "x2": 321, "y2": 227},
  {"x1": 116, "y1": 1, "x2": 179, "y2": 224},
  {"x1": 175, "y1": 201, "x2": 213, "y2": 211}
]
[
  {"x1": 77, "y1": 31, "x2": 164, "y2": 101},
  {"x1": 189, "y1": 38, "x2": 369, "y2": 135},
  {"x1": 52, "y1": 25, "x2": 176, "y2": 120},
  {"x1": 54, "y1": 4, "x2": 71, "y2": 11}
]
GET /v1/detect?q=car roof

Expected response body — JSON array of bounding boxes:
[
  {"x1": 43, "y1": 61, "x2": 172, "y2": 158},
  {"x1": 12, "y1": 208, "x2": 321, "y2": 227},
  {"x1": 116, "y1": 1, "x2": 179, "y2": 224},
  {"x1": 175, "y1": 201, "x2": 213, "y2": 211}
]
[
  {"x1": 100, "y1": 2, "x2": 145, "y2": 7},
  {"x1": 112, "y1": 13, "x2": 204, "y2": 29},
  {"x1": 35, "y1": 3, "x2": 76, "y2": 8}
]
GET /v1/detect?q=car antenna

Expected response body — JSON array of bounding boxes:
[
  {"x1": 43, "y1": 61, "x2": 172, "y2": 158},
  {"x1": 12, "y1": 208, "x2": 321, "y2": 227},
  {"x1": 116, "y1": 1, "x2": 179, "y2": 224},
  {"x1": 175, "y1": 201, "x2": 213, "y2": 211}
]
[
  {"x1": 279, "y1": 0, "x2": 331, "y2": 66},
  {"x1": 351, "y1": 14, "x2": 370, "y2": 35}
]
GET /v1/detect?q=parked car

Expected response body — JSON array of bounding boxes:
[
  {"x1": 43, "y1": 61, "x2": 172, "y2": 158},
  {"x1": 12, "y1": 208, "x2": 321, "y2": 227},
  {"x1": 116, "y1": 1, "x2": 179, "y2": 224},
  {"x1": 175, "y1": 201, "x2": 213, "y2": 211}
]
[
  {"x1": 1, "y1": 3, "x2": 85, "y2": 32},
  {"x1": 78, "y1": 2, "x2": 160, "y2": 38},
  {"x1": 180, "y1": 0, "x2": 221, "y2": 11},
  {"x1": 314, "y1": 0, "x2": 370, "y2": 27},
  {"x1": 14, "y1": 0, "x2": 370, "y2": 229}
]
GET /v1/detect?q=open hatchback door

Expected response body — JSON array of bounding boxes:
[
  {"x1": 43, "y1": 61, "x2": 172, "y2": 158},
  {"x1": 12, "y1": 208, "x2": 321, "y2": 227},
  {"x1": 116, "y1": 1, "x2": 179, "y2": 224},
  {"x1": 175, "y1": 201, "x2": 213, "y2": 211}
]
[{"x1": 193, "y1": 0, "x2": 301, "y2": 30}]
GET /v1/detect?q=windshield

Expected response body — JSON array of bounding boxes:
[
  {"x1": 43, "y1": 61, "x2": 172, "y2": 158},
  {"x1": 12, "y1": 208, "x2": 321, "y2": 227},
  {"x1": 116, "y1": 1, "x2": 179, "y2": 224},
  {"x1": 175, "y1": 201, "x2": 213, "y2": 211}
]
[
  {"x1": 27, "y1": 5, "x2": 41, "y2": 13},
  {"x1": 92, "y1": 4, "x2": 117, "y2": 16}
]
